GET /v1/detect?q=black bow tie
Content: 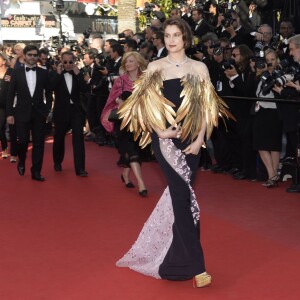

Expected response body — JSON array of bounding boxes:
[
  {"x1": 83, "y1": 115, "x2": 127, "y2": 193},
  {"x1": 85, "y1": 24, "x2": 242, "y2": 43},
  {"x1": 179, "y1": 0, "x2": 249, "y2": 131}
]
[{"x1": 26, "y1": 67, "x2": 37, "y2": 72}]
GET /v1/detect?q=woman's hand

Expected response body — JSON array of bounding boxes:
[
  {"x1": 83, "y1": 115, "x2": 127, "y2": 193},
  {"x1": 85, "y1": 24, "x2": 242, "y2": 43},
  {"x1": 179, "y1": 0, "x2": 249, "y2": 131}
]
[
  {"x1": 115, "y1": 97, "x2": 124, "y2": 107},
  {"x1": 183, "y1": 119, "x2": 206, "y2": 155},
  {"x1": 183, "y1": 138, "x2": 204, "y2": 155},
  {"x1": 156, "y1": 124, "x2": 182, "y2": 139},
  {"x1": 4, "y1": 75, "x2": 11, "y2": 82},
  {"x1": 272, "y1": 85, "x2": 283, "y2": 94},
  {"x1": 285, "y1": 80, "x2": 300, "y2": 92}
]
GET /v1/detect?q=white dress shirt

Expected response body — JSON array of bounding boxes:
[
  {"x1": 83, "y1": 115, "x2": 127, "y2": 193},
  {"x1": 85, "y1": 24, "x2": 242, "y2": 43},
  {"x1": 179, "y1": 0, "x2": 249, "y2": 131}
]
[
  {"x1": 25, "y1": 65, "x2": 37, "y2": 97},
  {"x1": 64, "y1": 72, "x2": 73, "y2": 104}
]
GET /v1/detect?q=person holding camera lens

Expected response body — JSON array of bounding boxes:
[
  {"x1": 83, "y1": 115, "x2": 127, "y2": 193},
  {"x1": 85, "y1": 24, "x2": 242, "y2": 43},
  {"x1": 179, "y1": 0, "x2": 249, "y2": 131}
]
[
  {"x1": 223, "y1": 44, "x2": 258, "y2": 180},
  {"x1": 83, "y1": 49, "x2": 109, "y2": 146},
  {"x1": 253, "y1": 24, "x2": 274, "y2": 55},
  {"x1": 272, "y1": 35, "x2": 300, "y2": 193},
  {"x1": 208, "y1": 41, "x2": 237, "y2": 174},
  {"x1": 217, "y1": 10, "x2": 254, "y2": 49},
  {"x1": 253, "y1": 48, "x2": 283, "y2": 188}
]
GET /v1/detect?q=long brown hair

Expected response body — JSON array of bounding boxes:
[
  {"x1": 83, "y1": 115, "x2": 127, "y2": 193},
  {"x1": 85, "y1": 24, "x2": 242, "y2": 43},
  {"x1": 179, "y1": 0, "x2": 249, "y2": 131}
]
[{"x1": 163, "y1": 18, "x2": 193, "y2": 49}]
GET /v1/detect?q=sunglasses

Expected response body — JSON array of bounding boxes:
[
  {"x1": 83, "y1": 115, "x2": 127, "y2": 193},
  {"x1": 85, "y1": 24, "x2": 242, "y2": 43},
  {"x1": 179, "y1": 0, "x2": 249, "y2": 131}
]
[
  {"x1": 231, "y1": 53, "x2": 241, "y2": 57},
  {"x1": 27, "y1": 53, "x2": 38, "y2": 57},
  {"x1": 63, "y1": 61, "x2": 73, "y2": 64}
]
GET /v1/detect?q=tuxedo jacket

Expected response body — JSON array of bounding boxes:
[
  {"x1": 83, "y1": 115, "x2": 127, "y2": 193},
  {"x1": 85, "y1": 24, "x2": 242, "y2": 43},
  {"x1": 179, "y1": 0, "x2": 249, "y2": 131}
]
[
  {"x1": 50, "y1": 71, "x2": 86, "y2": 122},
  {"x1": 192, "y1": 20, "x2": 213, "y2": 38},
  {"x1": 152, "y1": 47, "x2": 168, "y2": 61},
  {"x1": 85, "y1": 64, "x2": 109, "y2": 96},
  {"x1": 6, "y1": 66, "x2": 52, "y2": 122},
  {"x1": 219, "y1": 26, "x2": 254, "y2": 49}
]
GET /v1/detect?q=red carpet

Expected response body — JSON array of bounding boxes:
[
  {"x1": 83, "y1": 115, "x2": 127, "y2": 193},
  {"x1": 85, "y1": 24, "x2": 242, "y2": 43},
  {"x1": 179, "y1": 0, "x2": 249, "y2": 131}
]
[{"x1": 0, "y1": 135, "x2": 300, "y2": 300}]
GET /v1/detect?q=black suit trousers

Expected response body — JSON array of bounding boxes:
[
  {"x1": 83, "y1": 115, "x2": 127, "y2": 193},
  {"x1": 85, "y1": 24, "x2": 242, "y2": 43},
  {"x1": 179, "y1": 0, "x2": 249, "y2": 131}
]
[
  {"x1": 16, "y1": 108, "x2": 47, "y2": 174},
  {"x1": 53, "y1": 105, "x2": 85, "y2": 173}
]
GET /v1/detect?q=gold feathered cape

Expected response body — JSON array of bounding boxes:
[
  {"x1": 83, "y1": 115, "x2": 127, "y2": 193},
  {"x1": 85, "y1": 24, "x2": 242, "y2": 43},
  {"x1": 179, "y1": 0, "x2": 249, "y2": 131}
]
[{"x1": 118, "y1": 70, "x2": 233, "y2": 148}]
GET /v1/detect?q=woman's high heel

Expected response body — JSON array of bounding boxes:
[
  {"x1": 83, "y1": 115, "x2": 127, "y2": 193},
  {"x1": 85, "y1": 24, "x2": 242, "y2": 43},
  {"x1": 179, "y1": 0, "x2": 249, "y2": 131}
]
[
  {"x1": 262, "y1": 175, "x2": 279, "y2": 188},
  {"x1": 121, "y1": 175, "x2": 135, "y2": 188},
  {"x1": 139, "y1": 190, "x2": 148, "y2": 197},
  {"x1": 193, "y1": 272, "x2": 212, "y2": 288}
]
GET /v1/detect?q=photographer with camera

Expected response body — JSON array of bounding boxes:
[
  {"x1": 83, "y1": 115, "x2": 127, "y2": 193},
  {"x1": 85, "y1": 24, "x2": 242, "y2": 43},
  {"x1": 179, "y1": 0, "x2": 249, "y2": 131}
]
[
  {"x1": 272, "y1": 35, "x2": 300, "y2": 193},
  {"x1": 217, "y1": 10, "x2": 254, "y2": 49},
  {"x1": 223, "y1": 44, "x2": 258, "y2": 180},
  {"x1": 253, "y1": 24, "x2": 275, "y2": 54},
  {"x1": 253, "y1": 49, "x2": 283, "y2": 188},
  {"x1": 83, "y1": 49, "x2": 108, "y2": 146},
  {"x1": 207, "y1": 41, "x2": 238, "y2": 174}
]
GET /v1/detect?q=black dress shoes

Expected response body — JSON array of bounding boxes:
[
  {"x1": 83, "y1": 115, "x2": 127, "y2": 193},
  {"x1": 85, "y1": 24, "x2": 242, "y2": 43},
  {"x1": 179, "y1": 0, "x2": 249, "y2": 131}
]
[
  {"x1": 121, "y1": 175, "x2": 135, "y2": 188},
  {"x1": 76, "y1": 170, "x2": 88, "y2": 177},
  {"x1": 225, "y1": 168, "x2": 240, "y2": 175},
  {"x1": 17, "y1": 162, "x2": 25, "y2": 176},
  {"x1": 233, "y1": 172, "x2": 246, "y2": 180},
  {"x1": 139, "y1": 190, "x2": 148, "y2": 197},
  {"x1": 286, "y1": 184, "x2": 300, "y2": 193},
  {"x1": 54, "y1": 163, "x2": 62, "y2": 172},
  {"x1": 32, "y1": 173, "x2": 45, "y2": 182}
]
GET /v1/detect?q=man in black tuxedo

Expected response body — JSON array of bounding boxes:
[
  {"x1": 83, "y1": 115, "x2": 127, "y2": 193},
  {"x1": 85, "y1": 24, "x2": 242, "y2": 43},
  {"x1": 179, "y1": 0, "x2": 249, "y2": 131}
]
[
  {"x1": 152, "y1": 30, "x2": 168, "y2": 60},
  {"x1": 191, "y1": 7, "x2": 213, "y2": 39},
  {"x1": 6, "y1": 44, "x2": 52, "y2": 181},
  {"x1": 50, "y1": 51, "x2": 88, "y2": 177}
]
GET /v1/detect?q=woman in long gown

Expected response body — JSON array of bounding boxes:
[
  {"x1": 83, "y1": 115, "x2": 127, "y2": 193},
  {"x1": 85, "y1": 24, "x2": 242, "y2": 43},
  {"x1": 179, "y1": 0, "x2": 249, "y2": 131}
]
[{"x1": 116, "y1": 19, "x2": 231, "y2": 287}]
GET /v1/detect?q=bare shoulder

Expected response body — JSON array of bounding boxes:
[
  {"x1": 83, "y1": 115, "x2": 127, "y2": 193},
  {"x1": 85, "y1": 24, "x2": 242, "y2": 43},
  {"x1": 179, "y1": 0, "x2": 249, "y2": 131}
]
[
  {"x1": 189, "y1": 59, "x2": 210, "y2": 81},
  {"x1": 147, "y1": 58, "x2": 168, "y2": 73}
]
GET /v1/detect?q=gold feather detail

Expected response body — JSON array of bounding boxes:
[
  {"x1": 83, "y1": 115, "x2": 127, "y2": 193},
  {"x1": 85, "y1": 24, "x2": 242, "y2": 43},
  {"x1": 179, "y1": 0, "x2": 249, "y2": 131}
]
[
  {"x1": 118, "y1": 70, "x2": 176, "y2": 148},
  {"x1": 118, "y1": 70, "x2": 234, "y2": 148},
  {"x1": 176, "y1": 75, "x2": 234, "y2": 142}
]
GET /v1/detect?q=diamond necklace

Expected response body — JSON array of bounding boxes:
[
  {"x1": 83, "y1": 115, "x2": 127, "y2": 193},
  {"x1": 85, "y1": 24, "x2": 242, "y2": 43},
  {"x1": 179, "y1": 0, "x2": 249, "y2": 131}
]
[{"x1": 166, "y1": 55, "x2": 188, "y2": 67}]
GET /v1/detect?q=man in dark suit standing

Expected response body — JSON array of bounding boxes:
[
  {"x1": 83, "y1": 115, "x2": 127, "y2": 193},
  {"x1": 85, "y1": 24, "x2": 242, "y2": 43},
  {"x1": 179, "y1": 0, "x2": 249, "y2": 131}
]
[
  {"x1": 152, "y1": 30, "x2": 168, "y2": 60},
  {"x1": 191, "y1": 7, "x2": 213, "y2": 39},
  {"x1": 83, "y1": 49, "x2": 108, "y2": 145},
  {"x1": 6, "y1": 44, "x2": 52, "y2": 181},
  {"x1": 50, "y1": 51, "x2": 88, "y2": 177}
]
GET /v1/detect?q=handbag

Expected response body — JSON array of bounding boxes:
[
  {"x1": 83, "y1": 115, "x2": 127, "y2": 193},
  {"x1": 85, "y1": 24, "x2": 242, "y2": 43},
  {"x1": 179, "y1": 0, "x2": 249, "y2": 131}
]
[
  {"x1": 108, "y1": 108, "x2": 119, "y2": 122},
  {"x1": 108, "y1": 78, "x2": 124, "y2": 122}
]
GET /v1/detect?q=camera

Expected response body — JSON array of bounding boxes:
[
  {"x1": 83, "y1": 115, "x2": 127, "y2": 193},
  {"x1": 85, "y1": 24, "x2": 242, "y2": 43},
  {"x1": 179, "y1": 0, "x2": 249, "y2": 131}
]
[
  {"x1": 275, "y1": 62, "x2": 300, "y2": 87},
  {"x1": 141, "y1": 2, "x2": 154, "y2": 17},
  {"x1": 259, "y1": 60, "x2": 300, "y2": 95},
  {"x1": 187, "y1": 42, "x2": 207, "y2": 58},
  {"x1": 251, "y1": 56, "x2": 266, "y2": 69},
  {"x1": 221, "y1": 13, "x2": 234, "y2": 28},
  {"x1": 250, "y1": 50, "x2": 267, "y2": 70},
  {"x1": 221, "y1": 58, "x2": 235, "y2": 70},
  {"x1": 83, "y1": 27, "x2": 92, "y2": 39}
]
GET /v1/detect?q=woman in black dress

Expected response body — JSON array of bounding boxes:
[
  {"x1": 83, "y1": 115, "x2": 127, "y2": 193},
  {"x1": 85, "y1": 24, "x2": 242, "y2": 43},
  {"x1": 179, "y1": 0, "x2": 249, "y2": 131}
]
[
  {"x1": 253, "y1": 49, "x2": 282, "y2": 187},
  {"x1": 117, "y1": 19, "x2": 231, "y2": 287},
  {"x1": 101, "y1": 52, "x2": 148, "y2": 196}
]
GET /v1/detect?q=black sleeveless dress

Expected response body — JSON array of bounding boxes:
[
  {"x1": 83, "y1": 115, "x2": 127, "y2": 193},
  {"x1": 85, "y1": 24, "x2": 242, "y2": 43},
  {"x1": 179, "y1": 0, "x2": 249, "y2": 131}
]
[{"x1": 117, "y1": 79, "x2": 206, "y2": 280}]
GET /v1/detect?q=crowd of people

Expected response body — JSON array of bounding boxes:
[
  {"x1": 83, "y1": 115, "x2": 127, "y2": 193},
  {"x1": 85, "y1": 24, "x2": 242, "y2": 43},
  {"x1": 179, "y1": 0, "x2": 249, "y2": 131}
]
[{"x1": 0, "y1": 0, "x2": 299, "y2": 193}]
